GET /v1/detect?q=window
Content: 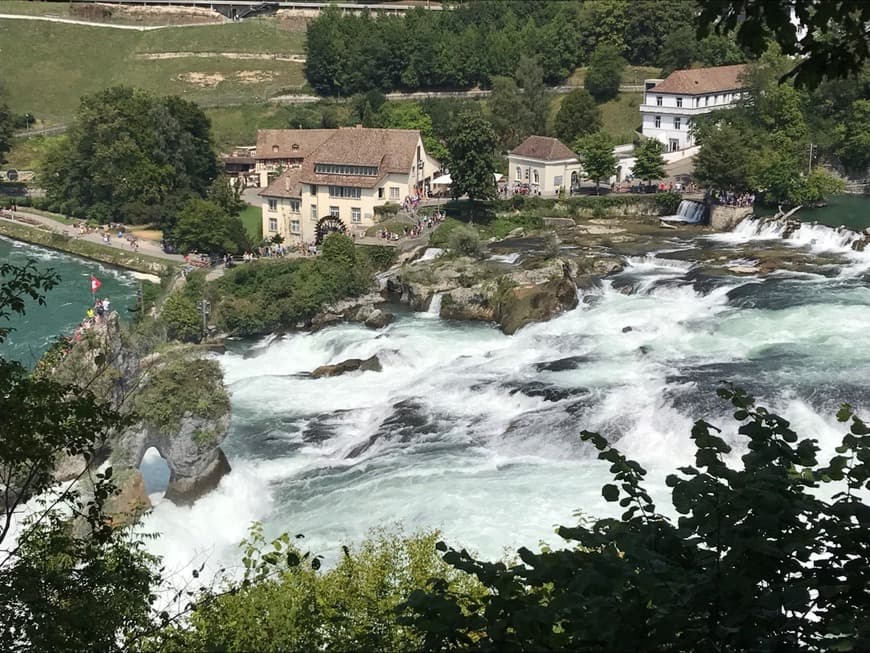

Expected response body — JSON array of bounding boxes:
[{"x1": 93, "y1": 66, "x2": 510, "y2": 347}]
[
  {"x1": 290, "y1": 220, "x2": 300, "y2": 234},
  {"x1": 314, "y1": 163, "x2": 378, "y2": 176},
  {"x1": 524, "y1": 169, "x2": 529, "y2": 180},
  {"x1": 676, "y1": 97, "x2": 683, "y2": 108},
  {"x1": 654, "y1": 115, "x2": 661, "y2": 128},
  {"x1": 268, "y1": 217, "x2": 278, "y2": 232},
  {"x1": 705, "y1": 96, "x2": 710, "y2": 106},
  {"x1": 695, "y1": 97, "x2": 700, "y2": 107},
  {"x1": 289, "y1": 199, "x2": 300, "y2": 213},
  {"x1": 389, "y1": 187, "x2": 400, "y2": 200},
  {"x1": 515, "y1": 166, "x2": 522, "y2": 181},
  {"x1": 267, "y1": 199, "x2": 278, "y2": 211},
  {"x1": 328, "y1": 185, "x2": 362, "y2": 199},
  {"x1": 378, "y1": 187, "x2": 385, "y2": 199},
  {"x1": 310, "y1": 184, "x2": 317, "y2": 194},
  {"x1": 656, "y1": 96, "x2": 662, "y2": 106},
  {"x1": 533, "y1": 170, "x2": 539, "y2": 184},
  {"x1": 714, "y1": 94, "x2": 719, "y2": 103},
  {"x1": 329, "y1": 206, "x2": 339, "y2": 218},
  {"x1": 554, "y1": 175, "x2": 563, "y2": 187},
  {"x1": 311, "y1": 205, "x2": 318, "y2": 221},
  {"x1": 674, "y1": 117, "x2": 681, "y2": 130},
  {"x1": 669, "y1": 139, "x2": 679, "y2": 152},
  {"x1": 351, "y1": 207, "x2": 361, "y2": 223}
]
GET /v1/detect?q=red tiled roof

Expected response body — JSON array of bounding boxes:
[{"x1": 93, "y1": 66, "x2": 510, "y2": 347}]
[
  {"x1": 509, "y1": 135, "x2": 577, "y2": 162},
  {"x1": 299, "y1": 127, "x2": 423, "y2": 188},
  {"x1": 650, "y1": 64, "x2": 749, "y2": 95},
  {"x1": 255, "y1": 129, "x2": 334, "y2": 161},
  {"x1": 258, "y1": 168, "x2": 303, "y2": 198}
]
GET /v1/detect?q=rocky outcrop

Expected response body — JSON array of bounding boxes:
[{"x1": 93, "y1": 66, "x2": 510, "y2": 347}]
[
  {"x1": 311, "y1": 355, "x2": 382, "y2": 378},
  {"x1": 310, "y1": 292, "x2": 395, "y2": 331},
  {"x1": 44, "y1": 312, "x2": 232, "y2": 512},
  {"x1": 385, "y1": 255, "x2": 581, "y2": 334},
  {"x1": 496, "y1": 262, "x2": 579, "y2": 335}
]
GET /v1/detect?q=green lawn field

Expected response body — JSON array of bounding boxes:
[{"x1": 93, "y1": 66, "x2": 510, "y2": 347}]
[
  {"x1": 0, "y1": 17, "x2": 306, "y2": 125},
  {"x1": 239, "y1": 204, "x2": 263, "y2": 243}
]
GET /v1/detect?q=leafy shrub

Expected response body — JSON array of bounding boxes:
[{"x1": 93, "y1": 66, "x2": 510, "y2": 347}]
[
  {"x1": 374, "y1": 202, "x2": 400, "y2": 218},
  {"x1": 654, "y1": 191, "x2": 683, "y2": 215},
  {"x1": 358, "y1": 245, "x2": 398, "y2": 271},
  {"x1": 447, "y1": 224, "x2": 483, "y2": 258},
  {"x1": 160, "y1": 292, "x2": 201, "y2": 343}
]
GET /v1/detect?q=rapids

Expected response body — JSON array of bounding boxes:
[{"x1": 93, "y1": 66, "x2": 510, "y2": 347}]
[{"x1": 141, "y1": 218, "x2": 870, "y2": 580}]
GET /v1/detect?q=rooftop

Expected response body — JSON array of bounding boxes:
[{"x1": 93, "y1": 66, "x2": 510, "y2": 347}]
[
  {"x1": 256, "y1": 129, "x2": 334, "y2": 161},
  {"x1": 259, "y1": 168, "x2": 303, "y2": 198},
  {"x1": 650, "y1": 64, "x2": 749, "y2": 95},
  {"x1": 509, "y1": 135, "x2": 577, "y2": 162}
]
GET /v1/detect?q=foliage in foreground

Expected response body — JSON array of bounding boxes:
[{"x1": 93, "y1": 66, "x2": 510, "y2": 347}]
[
  {"x1": 0, "y1": 261, "x2": 159, "y2": 653},
  {"x1": 151, "y1": 528, "x2": 485, "y2": 653},
  {"x1": 404, "y1": 386, "x2": 870, "y2": 652}
]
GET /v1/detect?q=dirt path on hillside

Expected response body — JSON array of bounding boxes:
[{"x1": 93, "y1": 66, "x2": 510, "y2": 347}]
[
  {"x1": 0, "y1": 13, "x2": 221, "y2": 31},
  {"x1": 137, "y1": 52, "x2": 305, "y2": 62}
]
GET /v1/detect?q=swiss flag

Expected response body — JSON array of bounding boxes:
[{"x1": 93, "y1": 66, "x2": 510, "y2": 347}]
[{"x1": 90, "y1": 275, "x2": 102, "y2": 293}]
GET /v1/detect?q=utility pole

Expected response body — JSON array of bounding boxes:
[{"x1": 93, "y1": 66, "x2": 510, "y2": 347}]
[{"x1": 197, "y1": 300, "x2": 211, "y2": 339}]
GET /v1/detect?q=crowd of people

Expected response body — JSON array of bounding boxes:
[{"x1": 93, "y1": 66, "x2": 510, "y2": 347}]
[
  {"x1": 708, "y1": 189, "x2": 756, "y2": 207},
  {"x1": 375, "y1": 210, "x2": 446, "y2": 241}
]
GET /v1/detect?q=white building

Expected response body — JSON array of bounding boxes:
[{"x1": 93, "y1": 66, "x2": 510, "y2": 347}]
[
  {"x1": 507, "y1": 136, "x2": 582, "y2": 196},
  {"x1": 640, "y1": 64, "x2": 748, "y2": 152},
  {"x1": 259, "y1": 127, "x2": 440, "y2": 246}
]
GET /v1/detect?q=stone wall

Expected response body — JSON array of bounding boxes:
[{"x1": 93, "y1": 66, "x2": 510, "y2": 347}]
[{"x1": 710, "y1": 205, "x2": 753, "y2": 231}]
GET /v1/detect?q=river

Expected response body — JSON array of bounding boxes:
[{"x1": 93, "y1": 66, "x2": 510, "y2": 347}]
[
  {"x1": 138, "y1": 205, "x2": 870, "y2": 580},
  {"x1": 0, "y1": 237, "x2": 139, "y2": 363},
  {"x1": 3, "y1": 213, "x2": 870, "y2": 582}
]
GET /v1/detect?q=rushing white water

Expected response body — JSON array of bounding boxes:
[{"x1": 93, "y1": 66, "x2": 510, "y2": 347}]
[{"x1": 141, "y1": 219, "x2": 870, "y2": 581}]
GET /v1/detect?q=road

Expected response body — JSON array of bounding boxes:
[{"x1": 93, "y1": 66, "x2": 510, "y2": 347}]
[{"x1": 0, "y1": 12, "x2": 218, "y2": 30}]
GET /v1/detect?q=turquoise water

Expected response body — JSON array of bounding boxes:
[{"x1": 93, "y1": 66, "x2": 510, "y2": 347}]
[
  {"x1": 757, "y1": 194, "x2": 870, "y2": 230},
  {"x1": 0, "y1": 237, "x2": 139, "y2": 364}
]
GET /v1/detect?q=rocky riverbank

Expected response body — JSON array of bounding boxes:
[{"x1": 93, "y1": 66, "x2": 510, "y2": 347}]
[{"x1": 42, "y1": 312, "x2": 231, "y2": 522}]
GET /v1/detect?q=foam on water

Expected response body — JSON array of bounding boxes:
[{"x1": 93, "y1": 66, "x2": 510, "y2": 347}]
[{"x1": 143, "y1": 251, "x2": 870, "y2": 577}]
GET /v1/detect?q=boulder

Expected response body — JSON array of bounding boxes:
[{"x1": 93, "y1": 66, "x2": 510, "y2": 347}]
[
  {"x1": 440, "y1": 287, "x2": 496, "y2": 322},
  {"x1": 104, "y1": 468, "x2": 151, "y2": 526},
  {"x1": 364, "y1": 309, "x2": 394, "y2": 329},
  {"x1": 311, "y1": 355, "x2": 382, "y2": 378},
  {"x1": 497, "y1": 263, "x2": 579, "y2": 335}
]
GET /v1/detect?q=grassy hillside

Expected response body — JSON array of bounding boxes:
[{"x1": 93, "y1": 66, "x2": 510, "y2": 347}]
[{"x1": 0, "y1": 17, "x2": 306, "y2": 125}]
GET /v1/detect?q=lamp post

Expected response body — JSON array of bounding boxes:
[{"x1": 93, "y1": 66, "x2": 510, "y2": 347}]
[{"x1": 197, "y1": 300, "x2": 211, "y2": 339}]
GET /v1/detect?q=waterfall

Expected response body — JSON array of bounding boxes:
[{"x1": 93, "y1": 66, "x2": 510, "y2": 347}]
[
  {"x1": 661, "y1": 200, "x2": 706, "y2": 224},
  {"x1": 426, "y1": 292, "x2": 443, "y2": 317}
]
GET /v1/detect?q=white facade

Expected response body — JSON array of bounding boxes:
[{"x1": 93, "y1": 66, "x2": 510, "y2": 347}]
[
  {"x1": 507, "y1": 154, "x2": 583, "y2": 195},
  {"x1": 639, "y1": 65, "x2": 748, "y2": 151}
]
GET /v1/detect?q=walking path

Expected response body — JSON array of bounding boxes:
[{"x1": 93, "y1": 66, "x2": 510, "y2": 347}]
[
  {"x1": 0, "y1": 12, "x2": 222, "y2": 30},
  {"x1": 0, "y1": 209, "x2": 185, "y2": 263}
]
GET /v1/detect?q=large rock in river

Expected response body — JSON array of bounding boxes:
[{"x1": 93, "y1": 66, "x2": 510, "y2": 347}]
[
  {"x1": 496, "y1": 261, "x2": 579, "y2": 334},
  {"x1": 311, "y1": 355, "x2": 382, "y2": 378}
]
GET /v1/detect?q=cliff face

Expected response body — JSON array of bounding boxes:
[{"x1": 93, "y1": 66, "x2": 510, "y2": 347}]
[{"x1": 47, "y1": 313, "x2": 231, "y2": 516}]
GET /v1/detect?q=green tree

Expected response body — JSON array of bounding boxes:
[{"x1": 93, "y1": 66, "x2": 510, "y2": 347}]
[
  {"x1": 0, "y1": 261, "x2": 159, "y2": 652},
  {"x1": 658, "y1": 25, "x2": 697, "y2": 74},
  {"x1": 515, "y1": 55, "x2": 548, "y2": 137},
  {"x1": 39, "y1": 87, "x2": 217, "y2": 225},
  {"x1": 447, "y1": 224, "x2": 483, "y2": 258},
  {"x1": 554, "y1": 89, "x2": 601, "y2": 145},
  {"x1": 699, "y1": 0, "x2": 870, "y2": 87},
  {"x1": 0, "y1": 102, "x2": 12, "y2": 164},
  {"x1": 631, "y1": 138, "x2": 666, "y2": 185},
  {"x1": 172, "y1": 199, "x2": 248, "y2": 255},
  {"x1": 160, "y1": 291, "x2": 202, "y2": 342},
  {"x1": 834, "y1": 99, "x2": 870, "y2": 173},
  {"x1": 692, "y1": 125, "x2": 754, "y2": 191},
  {"x1": 405, "y1": 385, "x2": 870, "y2": 652},
  {"x1": 585, "y1": 43, "x2": 625, "y2": 103},
  {"x1": 696, "y1": 33, "x2": 747, "y2": 67},
  {"x1": 207, "y1": 174, "x2": 246, "y2": 217},
  {"x1": 576, "y1": 131, "x2": 616, "y2": 194},
  {"x1": 153, "y1": 528, "x2": 484, "y2": 652},
  {"x1": 374, "y1": 102, "x2": 448, "y2": 161},
  {"x1": 487, "y1": 76, "x2": 525, "y2": 150},
  {"x1": 445, "y1": 108, "x2": 497, "y2": 204}
]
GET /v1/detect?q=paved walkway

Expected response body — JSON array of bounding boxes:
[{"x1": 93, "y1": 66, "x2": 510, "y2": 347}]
[{"x1": 0, "y1": 209, "x2": 185, "y2": 264}]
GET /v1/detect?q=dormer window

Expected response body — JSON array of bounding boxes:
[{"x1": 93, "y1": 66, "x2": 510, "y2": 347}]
[
  {"x1": 292, "y1": 144, "x2": 300, "y2": 151},
  {"x1": 272, "y1": 144, "x2": 279, "y2": 153}
]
